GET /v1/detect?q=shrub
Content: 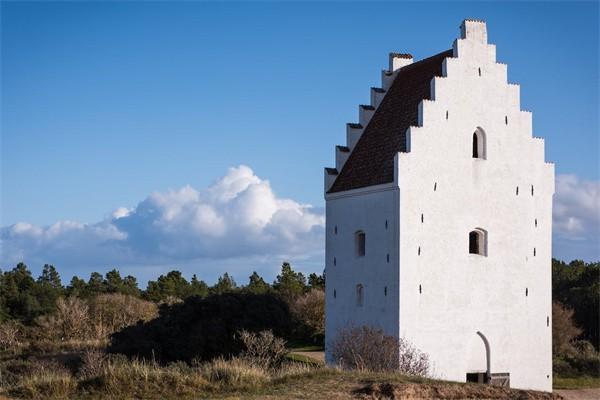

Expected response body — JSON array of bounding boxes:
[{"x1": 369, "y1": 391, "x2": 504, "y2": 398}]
[
  {"x1": 109, "y1": 292, "x2": 293, "y2": 363},
  {"x1": 78, "y1": 348, "x2": 107, "y2": 379},
  {"x1": 0, "y1": 320, "x2": 23, "y2": 351},
  {"x1": 35, "y1": 297, "x2": 89, "y2": 341},
  {"x1": 34, "y1": 294, "x2": 158, "y2": 343},
  {"x1": 553, "y1": 301, "x2": 583, "y2": 355},
  {"x1": 88, "y1": 293, "x2": 158, "y2": 339},
  {"x1": 292, "y1": 289, "x2": 324, "y2": 342},
  {"x1": 330, "y1": 326, "x2": 430, "y2": 376},
  {"x1": 238, "y1": 330, "x2": 287, "y2": 369}
]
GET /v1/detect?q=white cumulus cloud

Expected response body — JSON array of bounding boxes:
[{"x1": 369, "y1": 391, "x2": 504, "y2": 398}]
[
  {"x1": 553, "y1": 174, "x2": 600, "y2": 261},
  {"x1": 1, "y1": 166, "x2": 325, "y2": 276}
]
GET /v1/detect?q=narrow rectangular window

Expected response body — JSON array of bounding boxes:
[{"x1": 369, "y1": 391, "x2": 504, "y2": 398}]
[{"x1": 356, "y1": 231, "x2": 366, "y2": 257}]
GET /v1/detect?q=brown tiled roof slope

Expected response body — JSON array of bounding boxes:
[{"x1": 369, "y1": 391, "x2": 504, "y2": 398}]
[{"x1": 328, "y1": 49, "x2": 453, "y2": 193}]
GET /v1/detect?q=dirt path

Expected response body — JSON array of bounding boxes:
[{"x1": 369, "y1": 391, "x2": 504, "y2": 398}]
[{"x1": 555, "y1": 388, "x2": 600, "y2": 400}]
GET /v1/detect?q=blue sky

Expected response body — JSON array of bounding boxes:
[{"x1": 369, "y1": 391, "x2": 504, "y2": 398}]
[{"x1": 1, "y1": 2, "x2": 598, "y2": 284}]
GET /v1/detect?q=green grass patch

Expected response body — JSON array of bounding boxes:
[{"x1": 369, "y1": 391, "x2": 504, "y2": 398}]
[
  {"x1": 285, "y1": 353, "x2": 323, "y2": 365},
  {"x1": 288, "y1": 345, "x2": 323, "y2": 352},
  {"x1": 553, "y1": 375, "x2": 600, "y2": 389}
]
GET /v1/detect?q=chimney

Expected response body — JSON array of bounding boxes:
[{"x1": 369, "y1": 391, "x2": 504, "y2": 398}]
[{"x1": 389, "y1": 53, "x2": 413, "y2": 72}]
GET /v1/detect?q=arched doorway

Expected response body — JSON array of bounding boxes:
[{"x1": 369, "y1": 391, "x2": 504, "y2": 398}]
[
  {"x1": 465, "y1": 331, "x2": 510, "y2": 387},
  {"x1": 466, "y1": 331, "x2": 491, "y2": 383}
]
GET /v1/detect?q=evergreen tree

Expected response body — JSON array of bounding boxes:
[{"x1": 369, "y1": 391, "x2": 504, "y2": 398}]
[
  {"x1": 246, "y1": 271, "x2": 270, "y2": 294},
  {"x1": 105, "y1": 269, "x2": 124, "y2": 293},
  {"x1": 35, "y1": 264, "x2": 64, "y2": 314},
  {"x1": 212, "y1": 273, "x2": 237, "y2": 295},
  {"x1": 66, "y1": 276, "x2": 87, "y2": 297},
  {"x1": 122, "y1": 275, "x2": 141, "y2": 297},
  {"x1": 144, "y1": 270, "x2": 191, "y2": 301},
  {"x1": 308, "y1": 272, "x2": 325, "y2": 290},
  {"x1": 273, "y1": 262, "x2": 306, "y2": 302},
  {"x1": 190, "y1": 275, "x2": 209, "y2": 298},
  {"x1": 38, "y1": 264, "x2": 62, "y2": 290},
  {"x1": 0, "y1": 263, "x2": 43, "y2": 321},
  {"x1": 87, "y1": 272, "x2": 106, "y2": 295}
]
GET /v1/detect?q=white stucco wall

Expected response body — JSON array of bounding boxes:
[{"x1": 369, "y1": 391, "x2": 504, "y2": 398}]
[
  {"x1": 324, "y1": 20, "x2": 554, "y2": 392},
  {"x1": 324, "y1": 184, "x2": 400, "y2": 362}
]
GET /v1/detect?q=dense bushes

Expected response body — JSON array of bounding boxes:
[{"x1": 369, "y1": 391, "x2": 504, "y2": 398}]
[
  {"x1": 291, "y1": 289, "x2": 324, "y2": 343},
  {"x1": 109, "y1": 292, "x2": 293, "y2": 362},
  {"x1": 552, "y1": 301, "x2": 600, "y2": 378},
  {"x1": 35, "y1": 294, "x2": 157, "y2": 343},
  {"x1": 552, "y1": 259, "x2": 599, "y2": 349}
]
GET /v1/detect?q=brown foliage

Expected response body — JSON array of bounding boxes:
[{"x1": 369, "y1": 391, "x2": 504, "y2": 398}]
[
  {"x1": 35, "y1": 294, "x2": 158, "y2": 343},
  {"x1": 0, "y1": 320, "x2": 23, "y2": 351},
  {"x1": 292, "y1": 289, "x2": 325, "y2": 337},
  {"x1": 330, "y1": 326, "x2": 430, "y2": 376},
  {"x1": 553, "y1": 301, "x2": 583, "y2": 355},
  {"x1": 77, "y1": 348, "x2": 107, "y2": 379},
  {"x1": 88, "y1": 293, "x2": 158, "y2": 339},
  {"x1": 237, "y1": 330, "x2": 287, "y2": 369},
  {"x1": 36, "y1": 297, "x2": 89, "y2": 341}
]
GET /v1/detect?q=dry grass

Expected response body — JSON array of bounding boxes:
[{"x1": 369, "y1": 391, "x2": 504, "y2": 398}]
[
  {"x1": 199, "y1": 357, "x2": 269, "y2": 388},
  {"x1": 0, "y1": 350, "x2": 564, "y2": 400},
  {"x1": 10, "y1": 363, "x2": 76, "y2": 399}
]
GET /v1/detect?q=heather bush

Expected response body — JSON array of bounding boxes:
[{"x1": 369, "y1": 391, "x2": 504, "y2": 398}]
[{"x1": 330, "y1": 326, "x2": 430, "y2": 376}]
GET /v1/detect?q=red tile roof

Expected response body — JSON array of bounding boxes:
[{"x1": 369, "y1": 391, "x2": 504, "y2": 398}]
[{"x1": 328, "y1": 49, "x2": 453, "y2": 193}]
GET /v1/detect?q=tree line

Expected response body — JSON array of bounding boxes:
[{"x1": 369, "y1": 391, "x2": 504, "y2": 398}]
[
  {"x1": 1, "y1": 257, "x2": 597, "y2": 350},
  {"x1": 0, "y1": 262, "x2": 324, "y2": 324}
]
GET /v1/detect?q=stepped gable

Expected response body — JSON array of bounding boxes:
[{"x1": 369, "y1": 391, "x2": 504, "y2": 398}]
[{"x1": 329, "y1": 49, "x2": 453, "y2": 193}]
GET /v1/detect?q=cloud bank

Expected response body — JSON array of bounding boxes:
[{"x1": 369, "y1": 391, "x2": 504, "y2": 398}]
[
  {"x1": 1, "y1": 170, "x2": 598, "y2": 283},
  {"x1": 1, "y1": 166, "x2": 325, "y2": 279}
]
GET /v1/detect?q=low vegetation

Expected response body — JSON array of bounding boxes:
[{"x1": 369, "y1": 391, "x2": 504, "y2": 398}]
[{"x1": 0, "y1": 259, "x2": 597, "y2": 398}]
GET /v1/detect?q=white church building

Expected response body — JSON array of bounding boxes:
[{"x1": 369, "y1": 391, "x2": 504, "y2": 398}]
[{"x1": 324, "y1": 19, "x2": 554, "y2": 392}]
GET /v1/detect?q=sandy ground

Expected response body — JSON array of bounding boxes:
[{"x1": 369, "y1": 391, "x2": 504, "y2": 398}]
[{"x1": 555, "y1": 388, "x2": 600, "y2": 400}]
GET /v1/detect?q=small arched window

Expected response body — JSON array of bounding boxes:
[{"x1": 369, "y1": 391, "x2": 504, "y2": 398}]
[
  {"x1": 356, "y1": 284, "x2": 364, "y2": 307},
  {"x1": 355, "y1": 231, "x2": 366, "y2": 257},
  {"x1": 472, "y1": 128, "x2": 486, "y2": 159},
  {"x1": 469, "y1": 228, "x2": 488, "y2": 256}
]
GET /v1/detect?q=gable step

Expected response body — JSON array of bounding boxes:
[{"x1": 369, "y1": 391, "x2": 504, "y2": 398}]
[
  {"x1": 381, "y1": 70, "x2": 396, "y2": 90},
  {"x1": 346, "y1": 123, "x2": 364, "y2": 151},
  {"x1": 371, "y1": 87, "x2": 386, "y2": 108},
  {"x1": 335, "y1": 146, "x2": 351, "y2": 171},
  {"x1": 359, "y1": 105, "x2": 375, "y2": 127},
  {"x1": 324, "y1": 167, "x2": 338, "y2": 192}
]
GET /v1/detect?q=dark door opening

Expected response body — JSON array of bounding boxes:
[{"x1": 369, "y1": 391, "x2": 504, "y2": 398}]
[{"x1": 466, "y1": 372, "x2": 510, "y2": 387}]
